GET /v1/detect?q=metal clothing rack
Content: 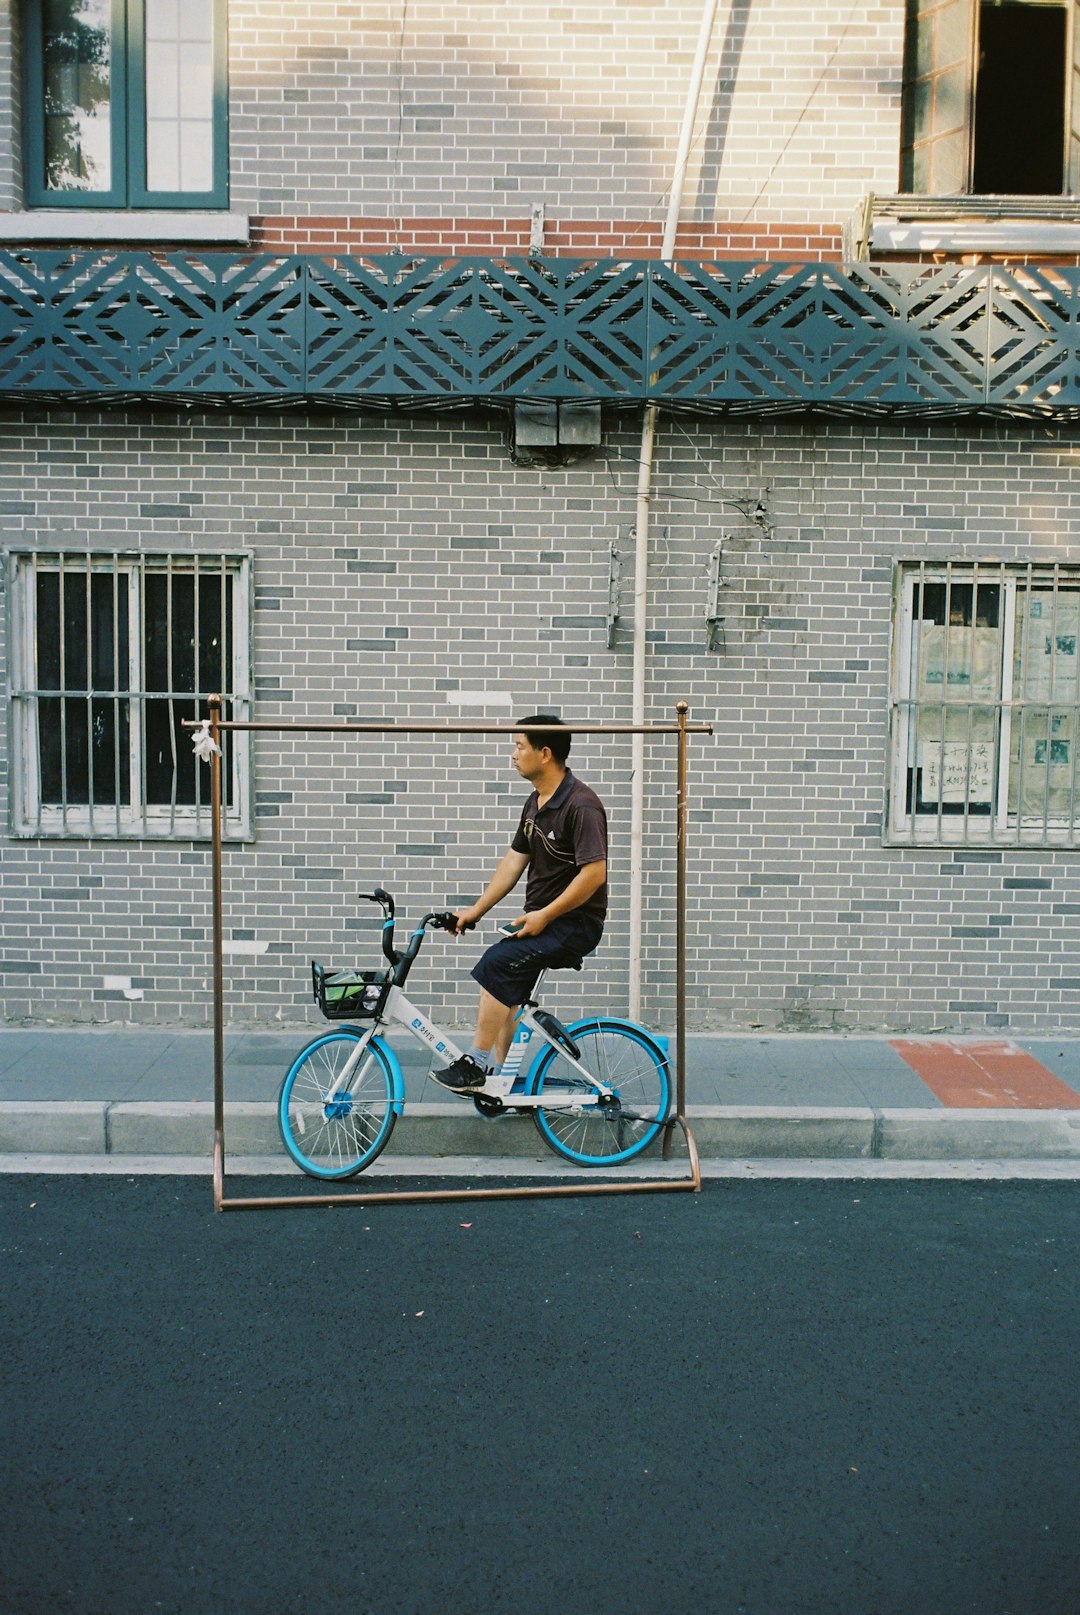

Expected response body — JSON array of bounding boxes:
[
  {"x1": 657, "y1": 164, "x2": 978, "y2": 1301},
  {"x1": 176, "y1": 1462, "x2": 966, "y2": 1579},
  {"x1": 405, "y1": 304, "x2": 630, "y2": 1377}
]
[{"x1": 186, "y1": 701, "x2": 712, "y2": 1212}]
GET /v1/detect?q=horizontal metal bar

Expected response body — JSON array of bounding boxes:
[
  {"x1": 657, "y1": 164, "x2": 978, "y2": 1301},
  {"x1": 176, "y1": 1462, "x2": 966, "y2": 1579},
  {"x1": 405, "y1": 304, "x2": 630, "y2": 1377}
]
[
  {"x1": 215, "y1": 1118, "x2": 701, "y2": 1210},
  {"x1": 17, "y1": 690, "x2": 231, "y2": 700},
  {"x1": 183, "y1": 719, "x2": 713, "y2": 736},
  {"x1": 218, "y1": 1180, "x2": 697, "y2": 1210}
]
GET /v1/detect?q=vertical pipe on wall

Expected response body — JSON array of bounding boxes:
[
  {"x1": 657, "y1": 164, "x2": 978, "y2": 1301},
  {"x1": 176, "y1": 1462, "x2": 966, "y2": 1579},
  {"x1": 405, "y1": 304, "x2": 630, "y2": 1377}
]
[{"x1": 629, "y1": 0, "x2": 721, "y2": 1020}]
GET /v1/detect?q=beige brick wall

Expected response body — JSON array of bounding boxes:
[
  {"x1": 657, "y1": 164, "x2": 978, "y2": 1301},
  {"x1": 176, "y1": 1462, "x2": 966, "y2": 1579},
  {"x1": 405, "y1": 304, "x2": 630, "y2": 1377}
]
[
  {"x1": 0, "y1": 0, "x2": 20, "y2": 211},
  {"x1": 0, "y1": 0, "x2": 903, "y2": 241},
  {"x1": 226, "y1": 0, "x2": 902, "y2": 227}
]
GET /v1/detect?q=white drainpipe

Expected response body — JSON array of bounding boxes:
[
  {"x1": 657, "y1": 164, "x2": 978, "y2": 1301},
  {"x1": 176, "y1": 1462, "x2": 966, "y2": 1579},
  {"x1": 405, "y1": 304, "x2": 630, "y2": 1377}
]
[{"x1": 628, "y1": 0, "x2": 721, "y2": 1020}]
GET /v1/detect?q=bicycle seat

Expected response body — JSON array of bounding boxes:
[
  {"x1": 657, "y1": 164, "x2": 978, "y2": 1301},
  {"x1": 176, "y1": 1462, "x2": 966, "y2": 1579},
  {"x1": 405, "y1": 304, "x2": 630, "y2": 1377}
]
[{"x1": 542, "y1": 950, "x2": 583, "y2": 971}]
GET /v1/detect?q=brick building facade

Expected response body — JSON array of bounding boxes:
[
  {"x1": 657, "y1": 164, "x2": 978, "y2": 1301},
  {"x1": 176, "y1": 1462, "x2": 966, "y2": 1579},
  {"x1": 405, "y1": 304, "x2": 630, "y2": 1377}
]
[{"x1": 3, "y1": 0, "x2": 1080, "y2": 1033}]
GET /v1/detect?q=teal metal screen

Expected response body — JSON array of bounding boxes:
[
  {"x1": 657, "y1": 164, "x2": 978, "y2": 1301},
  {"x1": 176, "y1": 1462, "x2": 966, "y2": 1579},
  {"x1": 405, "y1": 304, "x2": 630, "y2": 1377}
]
[{"x1": 1, "y1": 252, "x2": 1079, "y2": 417}]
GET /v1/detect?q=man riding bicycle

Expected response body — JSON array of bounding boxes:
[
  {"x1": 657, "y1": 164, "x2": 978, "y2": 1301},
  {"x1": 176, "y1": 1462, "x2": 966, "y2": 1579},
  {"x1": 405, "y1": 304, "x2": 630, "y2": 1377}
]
[{"x1": 433, "y1": 714, "x2": 608, "y2": 1093}]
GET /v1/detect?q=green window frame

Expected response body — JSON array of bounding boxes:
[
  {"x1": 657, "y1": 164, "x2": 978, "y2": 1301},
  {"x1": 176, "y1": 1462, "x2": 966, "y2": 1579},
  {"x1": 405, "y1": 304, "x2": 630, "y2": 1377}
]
[{"x1": 21, "y1": 0, "x2": 228, "y2": 210}]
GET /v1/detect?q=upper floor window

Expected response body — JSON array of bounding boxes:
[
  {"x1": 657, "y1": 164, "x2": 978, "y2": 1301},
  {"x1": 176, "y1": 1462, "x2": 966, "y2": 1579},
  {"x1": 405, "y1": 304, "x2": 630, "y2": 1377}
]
[
  {"x1": 21, "y1": 0, "x2": 228, "y2": 209},
  {"x1": 901, "y1": 0, "x2": 1080, "y2": 196},
  {"x1": 889, "y1": 561, "x2": 1080, "y2": 846}
]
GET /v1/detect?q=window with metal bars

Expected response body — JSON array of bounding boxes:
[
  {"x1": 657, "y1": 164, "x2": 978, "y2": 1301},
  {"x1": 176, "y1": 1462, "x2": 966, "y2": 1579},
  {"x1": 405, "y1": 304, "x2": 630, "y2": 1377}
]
[
  {"x1": 8, "y1": 551, "x2": 251, "y2": 837},
  {"x1": 889, "y1": 561, "x2": 1080, "y2": 845}
]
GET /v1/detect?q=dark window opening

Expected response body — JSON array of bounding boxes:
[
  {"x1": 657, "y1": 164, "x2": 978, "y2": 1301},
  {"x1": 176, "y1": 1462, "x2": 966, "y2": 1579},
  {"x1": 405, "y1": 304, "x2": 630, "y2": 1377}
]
[
  {"x1": 24, "y1": 557, "x2": 242, "y2": 828},
  {"x1": 36, "y1": 570, "x2": 130, "y2": 808},
  {"x1": 144, "y1": 571, "x2": 234, "y2": 807},
  {"x1": 972, "y1": 3, "x2": 1067, "y2": 193},
  {"x1": 915, "y1": 581, "x2": 1002, "y2": 628}
]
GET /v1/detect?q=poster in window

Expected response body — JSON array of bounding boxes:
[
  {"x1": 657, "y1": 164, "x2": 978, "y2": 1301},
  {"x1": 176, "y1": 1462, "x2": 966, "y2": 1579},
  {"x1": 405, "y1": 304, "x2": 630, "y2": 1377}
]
[
  {"x1": 1017, "y1": 592, "x2": 1080, "y2": 702},
  {"x1": 917, "y1": 624, "x2": 1001, "y2": 700},
  {"x1": 921, "y1": 740, "x2": 995, "y2": 804},
  {"x1": 1009, "y1": 709, "x2": 1080, "y2": 820}
]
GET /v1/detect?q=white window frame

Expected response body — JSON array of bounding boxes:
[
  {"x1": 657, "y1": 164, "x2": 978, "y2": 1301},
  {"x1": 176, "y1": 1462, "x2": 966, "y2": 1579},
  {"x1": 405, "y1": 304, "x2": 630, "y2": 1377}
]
[
  {"x1": 888, "y1": 559, "x2": 1080, "y2": 847},
  {"x1": 7, "y1": 549, "x2": 252, "y2": 839}
]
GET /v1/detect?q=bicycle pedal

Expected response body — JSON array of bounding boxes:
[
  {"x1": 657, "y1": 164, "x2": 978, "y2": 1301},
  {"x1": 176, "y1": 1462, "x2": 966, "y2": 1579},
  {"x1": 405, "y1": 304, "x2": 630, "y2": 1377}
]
[{"x1": 473, "y1": 1093, "x2": 507, "y2": 1118}]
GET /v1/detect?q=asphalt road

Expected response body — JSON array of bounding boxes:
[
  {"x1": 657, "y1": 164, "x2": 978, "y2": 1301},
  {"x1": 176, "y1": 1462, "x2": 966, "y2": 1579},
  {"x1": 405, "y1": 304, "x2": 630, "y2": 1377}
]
[{"x1": 1, "y1": 1175, "x2": 1078, "y2": 1615}]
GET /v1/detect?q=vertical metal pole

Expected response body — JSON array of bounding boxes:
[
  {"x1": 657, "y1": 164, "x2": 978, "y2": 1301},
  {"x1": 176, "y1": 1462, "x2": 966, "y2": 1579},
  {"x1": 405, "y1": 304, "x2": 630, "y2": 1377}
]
[
  {"x1": 209, "y1": 693, "x2": 225, "y2": 1210},
  {"x1": 675, "y1": 700, "x2": 689, "y2": 1121}
]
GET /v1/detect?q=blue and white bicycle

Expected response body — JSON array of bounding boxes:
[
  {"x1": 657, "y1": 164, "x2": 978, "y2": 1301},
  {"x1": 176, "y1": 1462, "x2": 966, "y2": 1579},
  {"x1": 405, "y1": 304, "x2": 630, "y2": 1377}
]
[{"x1": 278, "y1": 887, "x2": 672, "y2": 1179}]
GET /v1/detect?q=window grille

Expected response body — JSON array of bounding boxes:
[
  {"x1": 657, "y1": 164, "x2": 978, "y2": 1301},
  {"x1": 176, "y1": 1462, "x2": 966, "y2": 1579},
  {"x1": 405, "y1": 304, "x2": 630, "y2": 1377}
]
[
  {"x1": 889, "y1": 560, "x2": 1080, "y2": 846},
  {"x1": 8, "y1": 551, "x2": 251, "y2": 838}
]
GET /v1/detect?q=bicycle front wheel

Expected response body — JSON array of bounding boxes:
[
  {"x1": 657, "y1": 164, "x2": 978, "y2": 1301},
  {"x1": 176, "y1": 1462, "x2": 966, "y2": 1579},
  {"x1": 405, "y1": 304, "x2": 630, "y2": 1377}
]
[
  {"x1": 527, "y1": 1019, "x2": 671, "y2": 1167},
  {"x1": 278, "y1": 1030, "x2": 397, "y2": 1179}
]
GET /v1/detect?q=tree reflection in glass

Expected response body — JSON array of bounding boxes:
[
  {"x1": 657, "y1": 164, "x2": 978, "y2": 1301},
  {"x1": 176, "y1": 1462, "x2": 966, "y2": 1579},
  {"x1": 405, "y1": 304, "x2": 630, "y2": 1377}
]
[{"x1": 42, "y1": 0, "x2": 111, "y2": 192}]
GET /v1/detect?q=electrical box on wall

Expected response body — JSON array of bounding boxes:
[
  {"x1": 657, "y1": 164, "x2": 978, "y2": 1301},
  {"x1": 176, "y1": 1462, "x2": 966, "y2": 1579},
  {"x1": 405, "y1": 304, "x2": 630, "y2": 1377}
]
[{"x1": 511, "y1": 401, "x2": 602, "y2": 463}]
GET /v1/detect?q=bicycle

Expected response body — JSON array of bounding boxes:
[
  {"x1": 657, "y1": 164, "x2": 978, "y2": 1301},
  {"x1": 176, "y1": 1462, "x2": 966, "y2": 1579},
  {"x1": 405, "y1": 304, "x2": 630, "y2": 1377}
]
[{"x1": 277, "y1": 887, "x2": 672, "y2": 1180}]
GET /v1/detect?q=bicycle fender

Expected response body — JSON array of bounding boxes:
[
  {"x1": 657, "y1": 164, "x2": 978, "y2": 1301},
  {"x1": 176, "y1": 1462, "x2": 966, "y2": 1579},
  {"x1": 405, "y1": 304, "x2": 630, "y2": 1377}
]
[
  {"x1": 341, "y1": 1027, "x2": 406, "y2": 1113},
  {"x1": 519, "y1": 1017, "x2": 669, "y2": 1089}
]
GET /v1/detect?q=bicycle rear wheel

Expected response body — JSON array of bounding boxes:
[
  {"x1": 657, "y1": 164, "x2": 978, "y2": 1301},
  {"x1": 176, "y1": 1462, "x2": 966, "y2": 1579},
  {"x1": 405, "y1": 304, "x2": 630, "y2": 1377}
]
[
  {"x1": 278, "y1": 1030, "x2": 397, "y2": 1179},
  {"x1": 527, "y1": 1019, "x2": 671, "y2": 1166}
]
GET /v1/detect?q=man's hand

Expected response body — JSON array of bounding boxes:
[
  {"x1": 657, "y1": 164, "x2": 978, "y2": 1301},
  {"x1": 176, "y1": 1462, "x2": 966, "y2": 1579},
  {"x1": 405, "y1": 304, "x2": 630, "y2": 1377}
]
[
  {"x1": 451, "y1": 907, "x2": 483, "y2": 936},
  {"x1": 511, "y1": 911, "x2": 548, "y2": 938}
]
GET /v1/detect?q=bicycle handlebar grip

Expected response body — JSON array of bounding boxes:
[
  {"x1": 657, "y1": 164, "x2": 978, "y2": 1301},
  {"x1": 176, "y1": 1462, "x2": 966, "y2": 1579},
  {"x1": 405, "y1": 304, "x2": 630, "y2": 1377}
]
[
  {"x1": 433, "y1": 911, "x2": 474, "y2": 932},
  {"x1": 359, "y1": 888, "x2": 395, "y2": 918}
]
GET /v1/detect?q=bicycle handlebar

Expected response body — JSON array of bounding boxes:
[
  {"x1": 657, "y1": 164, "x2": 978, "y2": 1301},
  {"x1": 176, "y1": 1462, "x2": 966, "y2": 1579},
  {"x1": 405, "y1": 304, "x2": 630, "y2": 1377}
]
[{"x1": 358, "y1": 890, "x2": 474, "y2": 970}]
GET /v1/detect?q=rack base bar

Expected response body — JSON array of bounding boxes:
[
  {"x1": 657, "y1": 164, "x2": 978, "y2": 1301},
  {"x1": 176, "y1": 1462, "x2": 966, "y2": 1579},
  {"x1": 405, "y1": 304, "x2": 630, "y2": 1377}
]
[{"x1": 212, "y1": 1119, "x2": 700, "y2": 1211}]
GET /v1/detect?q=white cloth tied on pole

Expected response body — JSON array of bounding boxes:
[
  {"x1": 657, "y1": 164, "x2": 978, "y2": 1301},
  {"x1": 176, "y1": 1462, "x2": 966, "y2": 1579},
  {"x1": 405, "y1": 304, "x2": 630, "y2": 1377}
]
[{"x1": 192, "y1": 720, "x2": 222, "y2": 761}]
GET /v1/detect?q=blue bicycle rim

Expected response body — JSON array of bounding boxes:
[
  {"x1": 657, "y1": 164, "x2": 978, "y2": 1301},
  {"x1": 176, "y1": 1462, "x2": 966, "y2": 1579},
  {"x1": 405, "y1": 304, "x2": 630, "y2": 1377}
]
[
  {"x1": 278, "y1": 1030, "x2": 397, "y2": 1180},
  {"x1": 527, "y1": 1019, "x2": 671, "y2": 1167}
]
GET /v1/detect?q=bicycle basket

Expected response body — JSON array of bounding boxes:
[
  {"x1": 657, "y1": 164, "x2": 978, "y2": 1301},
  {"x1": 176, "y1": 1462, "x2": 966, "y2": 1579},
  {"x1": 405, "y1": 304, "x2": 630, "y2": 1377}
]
[{"x1": 312, "y1": 962, "x2": 391, "y2": 1022}]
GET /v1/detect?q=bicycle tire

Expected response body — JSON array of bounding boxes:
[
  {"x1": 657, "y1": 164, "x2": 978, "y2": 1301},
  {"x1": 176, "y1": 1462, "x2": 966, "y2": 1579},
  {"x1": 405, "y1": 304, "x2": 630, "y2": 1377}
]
[
  {"x1": 527, "y1": 1018, "x2": 671, "y2": 1166},
  {"x1": 278, "y1": 1030, "x2": 397, "y2": 1179}
]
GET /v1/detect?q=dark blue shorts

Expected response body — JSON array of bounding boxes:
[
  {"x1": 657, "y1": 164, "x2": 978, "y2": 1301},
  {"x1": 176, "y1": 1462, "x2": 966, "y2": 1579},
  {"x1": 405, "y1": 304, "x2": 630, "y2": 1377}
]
[{"x1": 471, "y1": 912, "x2": 604, "y2": 1007}]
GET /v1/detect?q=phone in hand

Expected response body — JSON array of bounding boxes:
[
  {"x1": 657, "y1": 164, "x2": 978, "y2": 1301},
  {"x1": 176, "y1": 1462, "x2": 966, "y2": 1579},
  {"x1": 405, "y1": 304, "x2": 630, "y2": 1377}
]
[{"x1": 498, "y1": 920, "x2": 525, "y2": 937}]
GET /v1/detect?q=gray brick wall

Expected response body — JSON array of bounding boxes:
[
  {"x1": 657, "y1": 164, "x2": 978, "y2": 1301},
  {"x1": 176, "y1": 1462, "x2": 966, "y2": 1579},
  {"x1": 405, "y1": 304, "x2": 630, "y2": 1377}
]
[
  {"x1": 5, "y1": 405, "x2": 1080, "y2": 1035},
  {"x1": 0, "y1": 0, "x2": 902, "y2": 226}
]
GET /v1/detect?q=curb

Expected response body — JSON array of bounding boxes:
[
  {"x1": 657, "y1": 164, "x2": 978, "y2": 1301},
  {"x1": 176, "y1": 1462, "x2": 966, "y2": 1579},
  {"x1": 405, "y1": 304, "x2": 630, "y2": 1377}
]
[{"x1": 3, "y1": 1101, "x2": 1080, "y2": 1162}]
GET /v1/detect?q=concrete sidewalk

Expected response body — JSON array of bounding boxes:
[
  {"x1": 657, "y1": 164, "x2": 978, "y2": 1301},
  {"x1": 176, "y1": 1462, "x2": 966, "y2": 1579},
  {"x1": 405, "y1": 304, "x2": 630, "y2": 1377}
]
[{"x1": 3, "y1": 1025, "x2": 1080, "y2": 1166}]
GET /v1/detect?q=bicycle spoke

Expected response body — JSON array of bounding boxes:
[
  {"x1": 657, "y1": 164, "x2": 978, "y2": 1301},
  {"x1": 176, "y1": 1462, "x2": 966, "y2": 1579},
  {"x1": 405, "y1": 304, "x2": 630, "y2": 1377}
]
[
  {"x1": 278, "y1": 1032, "x2": 398, "y2": 1179},
  {"x1": 531, "y1": 1022, "x2": 670, "y2": 1166}
]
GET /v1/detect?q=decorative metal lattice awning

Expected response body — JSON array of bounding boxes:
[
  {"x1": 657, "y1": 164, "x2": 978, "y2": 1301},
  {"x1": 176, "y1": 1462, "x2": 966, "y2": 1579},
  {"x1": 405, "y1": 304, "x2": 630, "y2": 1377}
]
[{"x1": 2, "y1": 251, "x2": 1080, "y2": 419}]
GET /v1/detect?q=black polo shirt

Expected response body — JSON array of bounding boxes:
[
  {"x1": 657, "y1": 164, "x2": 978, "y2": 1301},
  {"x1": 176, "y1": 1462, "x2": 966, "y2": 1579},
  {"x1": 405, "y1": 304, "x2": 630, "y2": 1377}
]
[{"x1": 511, "y1": 770, "x2": 608, "y2": 924}]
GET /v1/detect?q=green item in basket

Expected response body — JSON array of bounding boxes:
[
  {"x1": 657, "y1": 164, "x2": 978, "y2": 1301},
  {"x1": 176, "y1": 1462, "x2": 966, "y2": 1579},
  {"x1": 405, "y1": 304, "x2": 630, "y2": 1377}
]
[{"x1": 322, "y1": 971, "x2": 385, "y2": 1017}]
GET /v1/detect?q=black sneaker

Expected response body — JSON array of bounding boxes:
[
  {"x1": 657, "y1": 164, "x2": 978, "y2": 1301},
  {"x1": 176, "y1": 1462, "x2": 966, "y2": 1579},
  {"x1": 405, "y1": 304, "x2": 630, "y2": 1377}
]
[{"x1": 430, "y1": 1054, "x2": 489, "y2": 1093}]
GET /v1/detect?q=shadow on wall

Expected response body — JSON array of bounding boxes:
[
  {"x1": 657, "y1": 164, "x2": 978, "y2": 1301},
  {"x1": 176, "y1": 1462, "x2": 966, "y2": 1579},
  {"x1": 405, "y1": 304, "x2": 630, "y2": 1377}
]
[
  {"x1": 232, "y1": 20, "x2": 670, "y2": 213},
  {"x1": 693, "y1": 0, "x2": 755, "y2": 224}
]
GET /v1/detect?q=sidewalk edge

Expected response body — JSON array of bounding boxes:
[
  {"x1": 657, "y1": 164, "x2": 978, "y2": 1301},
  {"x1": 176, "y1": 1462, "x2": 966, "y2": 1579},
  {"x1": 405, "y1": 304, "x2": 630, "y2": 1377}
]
[{"x1": 3, "y1": 1101, "x2": 1080, "y2": 1161}]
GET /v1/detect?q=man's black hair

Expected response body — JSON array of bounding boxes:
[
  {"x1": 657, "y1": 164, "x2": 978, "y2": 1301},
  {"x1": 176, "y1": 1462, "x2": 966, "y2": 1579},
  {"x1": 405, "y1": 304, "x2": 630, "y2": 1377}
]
[{"x1": 516, "y1": 713, "x2": 571, "y2": 766}]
